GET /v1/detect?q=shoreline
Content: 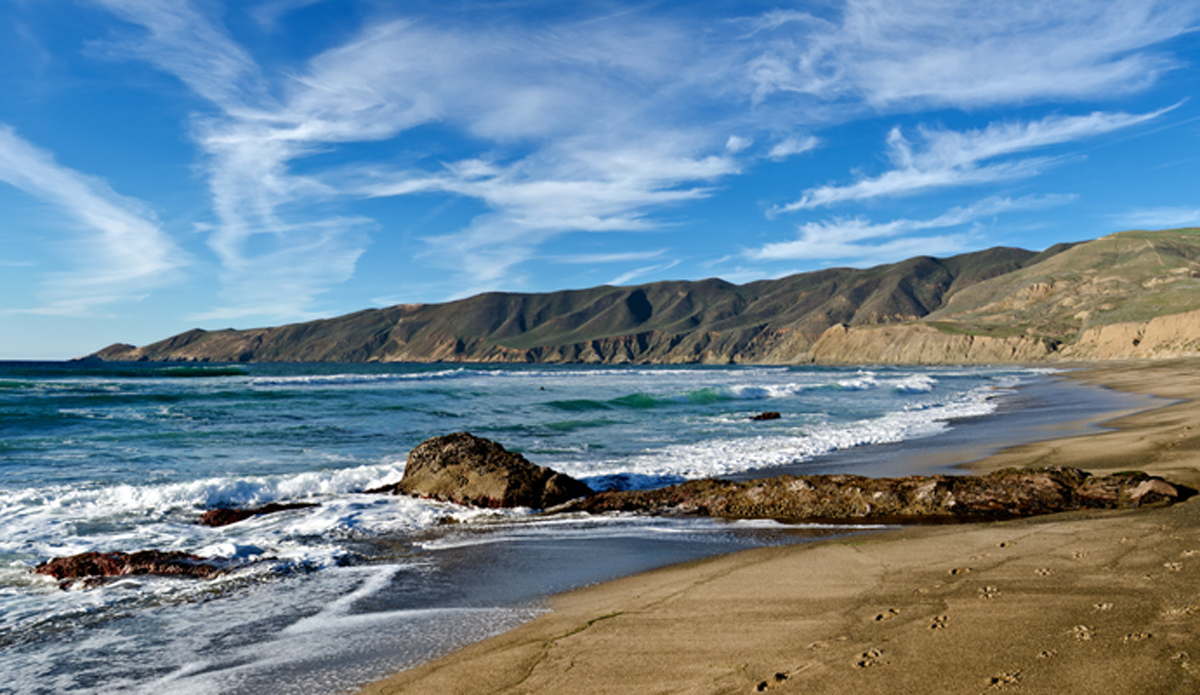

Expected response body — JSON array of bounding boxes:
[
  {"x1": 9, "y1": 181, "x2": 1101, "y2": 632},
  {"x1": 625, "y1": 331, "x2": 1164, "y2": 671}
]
[{"x1": 358, "y1": 359, "x2": 1200, "y2": 694}]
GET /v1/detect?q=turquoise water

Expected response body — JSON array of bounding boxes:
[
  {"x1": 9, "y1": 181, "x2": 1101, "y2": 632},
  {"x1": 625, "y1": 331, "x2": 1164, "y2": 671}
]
[{"x1": 0, "y1": 361, "x2": 1047, "y2": 693}]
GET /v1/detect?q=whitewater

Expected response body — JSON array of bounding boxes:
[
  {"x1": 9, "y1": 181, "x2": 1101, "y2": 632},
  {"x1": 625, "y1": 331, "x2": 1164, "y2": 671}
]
[{"x1": 0, "y1": 361, "x2": 1110, "y2": 693}]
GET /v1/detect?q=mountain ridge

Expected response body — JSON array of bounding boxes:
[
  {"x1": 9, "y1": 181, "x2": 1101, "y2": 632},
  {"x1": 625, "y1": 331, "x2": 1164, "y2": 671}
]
[{"x1": 85, "y1": 229, "x2": 1200, "y2": 365}]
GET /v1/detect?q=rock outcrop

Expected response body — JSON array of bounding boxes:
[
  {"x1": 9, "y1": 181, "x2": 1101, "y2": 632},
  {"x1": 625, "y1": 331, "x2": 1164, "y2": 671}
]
[
  {"x1": 35, "y1": 550, "x2": 222, "y2": 589},
  {"x1": 377, "y1": 432, "x2": 593, "y2": 509},
  {"x1": 558, "y1": 468, "x2": 1182, "y2": 522},
  {"x1": 198, "y1": 501, "x2": 319, "y2": 527}
]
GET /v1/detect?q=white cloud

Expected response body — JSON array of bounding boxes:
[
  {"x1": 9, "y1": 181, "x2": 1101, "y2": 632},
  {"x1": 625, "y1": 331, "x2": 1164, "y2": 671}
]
[
  {"x1": 1113, "y1": 207, "x2": 1200, "y2": 230},
  {"x1": 92, "y1": 2, "x2": 746, "y2": 308},
  {"x1": 767, "y1": 136, "x2": 818, "y2": 160},
  {"x1": 772, "y1": 108, "x2": 1171, "y2": 214},
  {"x1": 725, "y1": 135, "x2": 752, "y2": 153},
  {"x1": 549, "y1": 250, "x2": 667, "y2": 264},
  {"x1": 0, "y1": 124, "x2": 182, "y2": 315},
  {"x1": 749, "y1": 194, "x2": 1072, "y2": 262},
  {"x1": 80, "y1": 0, "x2": 1199, "y2": 309},
  {"x1": 609, "y1": 260, "x2": 681, "y2": 286},
  {"x1": 748, "y1": 0, "x2": 1199, "y2": 109}
]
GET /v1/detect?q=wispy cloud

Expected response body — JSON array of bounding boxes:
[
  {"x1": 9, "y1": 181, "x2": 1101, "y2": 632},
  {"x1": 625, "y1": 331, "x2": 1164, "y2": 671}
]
[
  {"x1": 548, "y1": 250, "x2": 667, "y2": 265},
  {"x1": 609, "y1": 260, "x2": 682, "y2": 286},
  {"x1": 1113, "y1": 206, "x2": 1200, "y2": 230},
  {"x1": 0, "y1": 124, "x2": 181, "y2": 315},
  {"x1": 772, "y1": 108, "x2": 1171, "y2": 214},
  {"x1": 91, "y1": 2, "x2": 743, "y2": 309},
  {"x1": 81, "y1": 0, "x2": 1200, "y2": 313},
  {"x1": 749, "y1": 194, "x2": 1072, "y2": 263},
  {"x1": 767, "y1": 136, "x2": 819, "y2": 160},
  {"x1": 747, "y1": 1, "x2": 1199, "y2": 109}
]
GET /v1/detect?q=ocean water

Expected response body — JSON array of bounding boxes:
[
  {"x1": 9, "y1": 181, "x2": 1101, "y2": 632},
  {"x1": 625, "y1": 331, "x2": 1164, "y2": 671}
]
[{"x1": 0, "y1": 361, "x2": 1073, "y2": 693}]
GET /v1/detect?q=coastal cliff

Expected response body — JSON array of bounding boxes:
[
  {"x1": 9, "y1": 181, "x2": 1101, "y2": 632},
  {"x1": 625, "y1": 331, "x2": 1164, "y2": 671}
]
[{"x1": 85, "y1": 228, "x2": 1200, "y2": 365}]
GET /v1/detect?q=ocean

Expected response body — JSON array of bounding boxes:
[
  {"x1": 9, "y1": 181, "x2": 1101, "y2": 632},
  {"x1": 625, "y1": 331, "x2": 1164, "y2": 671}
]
[{"x1": 0, "y1": 362, "x2": 1148, "y2": 694}]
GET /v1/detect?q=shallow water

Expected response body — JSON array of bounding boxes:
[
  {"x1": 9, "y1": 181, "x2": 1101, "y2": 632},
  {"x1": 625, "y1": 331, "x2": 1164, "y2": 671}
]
[{"x1": 0, "y1": 362, "x2": 1144, "y2": 693}]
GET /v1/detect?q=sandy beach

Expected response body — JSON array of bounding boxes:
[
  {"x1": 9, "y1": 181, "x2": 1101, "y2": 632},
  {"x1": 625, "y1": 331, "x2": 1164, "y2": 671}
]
[{"x1": 359, "y1": 360, "x2": 1200, "y2": 694}]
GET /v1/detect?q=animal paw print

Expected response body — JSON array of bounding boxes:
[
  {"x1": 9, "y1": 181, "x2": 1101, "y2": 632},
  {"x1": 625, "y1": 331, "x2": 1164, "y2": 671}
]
[
  {"x1": 1071, "y1": 625, "x2": 1095, "y2": 641},
  {"x1": 755, "y1": 673, "x2": 788, "y2": 691},
  {"x1": 855, "y1": 648, "x2": 886, "y2": 668},
  {"x1": 979, "y1": 585, "x2": 1000, "y2": 600},
  {"x1": 930, "y1": 615, "x2": 948, "y2": 630},
  {"x1": 988, "y1": 671, "x2": 1021, "y2": 689}
]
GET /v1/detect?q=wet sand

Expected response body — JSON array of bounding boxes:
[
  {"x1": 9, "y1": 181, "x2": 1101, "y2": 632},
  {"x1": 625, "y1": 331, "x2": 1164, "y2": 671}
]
[{"x1": 359, "y1": 360, "x2": 1200, "y2": 694}]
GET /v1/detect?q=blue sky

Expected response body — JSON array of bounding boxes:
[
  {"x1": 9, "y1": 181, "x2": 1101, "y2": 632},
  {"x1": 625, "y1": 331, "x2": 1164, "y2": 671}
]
[{"x1": 2, "y1": 0, "x2": 1199, "y2": 359}]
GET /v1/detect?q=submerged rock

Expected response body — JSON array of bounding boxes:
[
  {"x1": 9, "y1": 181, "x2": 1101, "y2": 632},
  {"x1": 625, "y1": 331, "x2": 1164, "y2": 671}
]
[
  {"x1": 558, "y1": 467, "x2": 1183, "y2": 523},
  {"x1": 198, "y1": 501, "x2": 319, "y2": 527},
  {"x1": 751, "y1": 411, "x2": 781, "y2": 421},
  {"x1": 378, "y1": 432, "x2": 593, "y2": 509},
  {"x1": 35, "y1": 550, "x2": 221, "y2": 589}
]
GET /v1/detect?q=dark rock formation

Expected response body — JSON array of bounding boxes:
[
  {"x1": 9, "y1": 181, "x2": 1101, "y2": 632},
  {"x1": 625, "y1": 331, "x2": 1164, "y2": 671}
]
[
  {"x1": 35, "y1": 550, "x2": 221, "y2": 589},
  {"x1": 751, "y1": 411, "x2": 781, "y2": 421},
  {"x1": 558, "y1": 468, "x2": 1182, "y2": 523},
  {"x1": 377, "y1": 432, "x2": 593, "y2": 509},
  {"x1": 198, "y1": 501, "x2": 319, "y2": 527}
]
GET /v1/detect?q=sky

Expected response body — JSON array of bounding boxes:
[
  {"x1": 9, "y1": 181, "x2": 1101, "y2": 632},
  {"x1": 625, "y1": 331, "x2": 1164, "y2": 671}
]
[{"x1": 2, "y1": 0, "x2": 1200, "y2": 359}]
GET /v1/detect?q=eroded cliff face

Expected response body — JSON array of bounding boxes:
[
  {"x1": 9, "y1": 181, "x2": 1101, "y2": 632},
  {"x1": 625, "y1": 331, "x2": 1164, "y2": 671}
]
[
  {"x1": 804, "y1": 323, "x2": 1056, "y2": 365},
  {"x1": 1059, "y1": 308, "x2": 1200, "y2": 360}
]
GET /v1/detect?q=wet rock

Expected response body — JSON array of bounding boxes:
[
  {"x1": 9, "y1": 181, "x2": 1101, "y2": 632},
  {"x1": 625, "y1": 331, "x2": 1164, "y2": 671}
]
[
  {"x1": 35, "y1": 550, "x2": 221, "y2": 589},
  {"x1": 751, "y1": 412, "x2": 781, "y2": 421},
  {"x1": 198, "y1": 501, "x2": 319, "y2": 527},
  {"x1": 380, "y1": 432, "x2": 593, "y2": 509},
  {"x1": 557, "y1": 467, "x2": 1184, "y2": 523}
]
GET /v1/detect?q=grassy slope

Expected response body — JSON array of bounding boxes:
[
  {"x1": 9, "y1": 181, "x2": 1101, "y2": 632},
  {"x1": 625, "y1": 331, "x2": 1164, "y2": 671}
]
[{"x1": 925, "y1": 229, "x2": 1200, "y2": 342}]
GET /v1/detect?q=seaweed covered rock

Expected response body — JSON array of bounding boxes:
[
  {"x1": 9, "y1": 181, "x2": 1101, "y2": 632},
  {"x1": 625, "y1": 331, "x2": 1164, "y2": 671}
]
[
  {"x1": 35, "y1": 550, "x2": 221, "y2": 589},
  {"x1": 559, "y1": 467, "x2": 1182, "y2": 522},
  {"x1": 382, "y1": 432, "x2": 593, "y2": 509},
  {"x1": 198, "y1": 501, "x2": 319, "y2": 527}
]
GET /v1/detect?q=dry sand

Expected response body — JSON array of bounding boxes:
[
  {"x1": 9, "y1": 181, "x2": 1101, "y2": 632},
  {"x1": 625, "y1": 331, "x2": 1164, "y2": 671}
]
[{"x1": 359, "y1": 360, "x2": 1200, "y2": 694}]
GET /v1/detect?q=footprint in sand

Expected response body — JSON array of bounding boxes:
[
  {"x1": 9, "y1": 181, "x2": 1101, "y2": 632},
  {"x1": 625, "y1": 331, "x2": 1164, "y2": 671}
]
[
  {"x1": 755, "y1": 672, "x2": 789, "y2": 691},
  {"x1": 1182, "y1": 550, "x2": 1197, "y2": 558},
  {"x1": 1071, "y1": 625, "x2": 1095, "y2": 641},
  {"x1": 1123, "y1": 632, "x2": 1152, "y2": 644},
  {"x1": 1037, "y1": 650, "x2": 1057, "y2": 659},
  {"x1": 997, "y1": 541, "x2": 1015, "y2": 548},
  {"x1": 1164, "y1": 562, "x2": 1183, "y2": 571},
  {"x1": 874, "y1": 608, "x2": 900, "y2": 622},
  {"x1": 979, "y1": 586, "x2": 1000, "y2": 600},
  {"x1": 855, "y1": 648, "x2": 886, "y2": 668},
  {"x1": 988, "y1": 671, "x2": 1021, "y2": 689},
  {"x1": 949, "y1": 567, "x2": 972, "y2": 576},
  {"x1": 930, "y1": 615, "x2": 948, "y2": 630},
  {"x1": 1035, "y1": 568, "x2": 1053, "y2": 576},
  {"x1": 1094, "y1": 602, "x2": 1113, "y2": 611},
  {"x1": 1161, "y1": 604, "x2": 1197, "y2": 620},
  {"x1": 1072, "y1": 550, "x2": 1088, "y2": 559}
]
